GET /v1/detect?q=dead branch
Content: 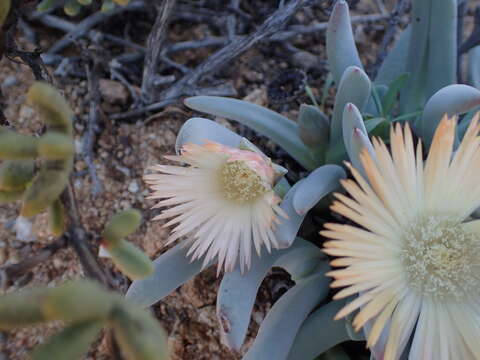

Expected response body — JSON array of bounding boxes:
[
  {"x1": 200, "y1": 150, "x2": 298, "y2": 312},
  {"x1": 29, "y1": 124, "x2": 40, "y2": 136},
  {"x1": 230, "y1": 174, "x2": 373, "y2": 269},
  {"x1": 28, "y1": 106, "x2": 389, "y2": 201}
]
[
  {"x1": 84, "y1": 64, "x2": 104, "y2": 195},
  {"x1": 141, "y1": 0, "x2": 177, "y2": 103},
  {"x1": 1, "y1": 237, "x2": 67, "y2": 284},
  {"x1": 112, "y1": 0, "x2": 311, "y2": 119},
  {"x1": 42, "y1": 1, "x2": 146, "y2": 54}
]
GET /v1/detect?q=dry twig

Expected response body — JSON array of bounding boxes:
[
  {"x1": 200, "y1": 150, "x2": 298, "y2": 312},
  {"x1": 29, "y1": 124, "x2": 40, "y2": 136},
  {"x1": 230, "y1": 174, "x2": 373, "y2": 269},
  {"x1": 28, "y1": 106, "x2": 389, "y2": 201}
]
[{"x1": 141, "y1": 0, "x2": 177, "y2": 102}]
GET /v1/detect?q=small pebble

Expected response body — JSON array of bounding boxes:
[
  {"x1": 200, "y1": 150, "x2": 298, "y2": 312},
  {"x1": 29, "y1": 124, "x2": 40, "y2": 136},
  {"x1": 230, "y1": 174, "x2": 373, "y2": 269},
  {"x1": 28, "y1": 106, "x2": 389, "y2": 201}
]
[{"x1": 128, "y1": 180, "x2": 139, "y2": 193}]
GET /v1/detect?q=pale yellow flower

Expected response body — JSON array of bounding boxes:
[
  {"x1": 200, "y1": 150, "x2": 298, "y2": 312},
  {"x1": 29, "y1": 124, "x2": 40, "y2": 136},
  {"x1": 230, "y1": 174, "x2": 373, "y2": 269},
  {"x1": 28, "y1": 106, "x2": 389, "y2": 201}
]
[
  {"x1": 145, "y1": 141, "x2": 286, "y2": 274},
  {"x1": 322, "y1": 115, "x2": 480, "y2": 360}
]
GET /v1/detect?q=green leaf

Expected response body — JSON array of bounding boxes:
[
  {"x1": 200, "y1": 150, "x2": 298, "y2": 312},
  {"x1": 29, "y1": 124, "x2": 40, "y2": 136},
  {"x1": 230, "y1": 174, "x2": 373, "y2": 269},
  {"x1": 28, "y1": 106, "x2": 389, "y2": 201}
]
[
  {"x1": 419, "y1": 84, "x2": 480, "y2": 148},
  {"x1": 425, "y1": 0, "x2": 457, "y2": 99},
  {"x1": 287, "y1": 300, "x2": 351, "y2": 360},
  {"x1": 217, "y1": 239, "x2": 323, "y2": 351},
  {"x1": 327, "y1": 67, "x2": 371, "y2": 164},
  {"x1": 126, "y1": 243, "x2": 206, "y2": 307},
  {"x1": 326, "y1": 0, "x2": 363, "y2": 85},
  {"x1": 342, "y1": 103, "x2": 375, "y2": 176},
  {"x1": 382, "y1": 73, "x2": 409, "y2": 115},
  {"x1": 468, "y1": 46, "x2": 480, "y2": 89},
  {"x1": 399, "y1": 0, "x2": 431, "y2": 114},
  {"x1": 243, "y1": 264, "x2": 331, "y2": 360},
  {"x1": 292, "y1": 165, "x2": 346, "y2": 216},
  {"x1": 184, "y1": 97, "x2": 316, "y2": 169},
  {"x1": 175, "y1": 117, "x2": 242, "y2": 152},
  {"x1": 375, "y1": 26, "x2": 411, "y2": 86}
]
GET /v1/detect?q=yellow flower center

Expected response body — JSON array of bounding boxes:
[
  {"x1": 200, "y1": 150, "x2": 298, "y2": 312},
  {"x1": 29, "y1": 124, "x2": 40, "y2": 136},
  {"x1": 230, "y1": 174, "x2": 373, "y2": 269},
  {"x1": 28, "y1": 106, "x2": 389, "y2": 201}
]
[
  {"x1": 219, "y1": 160, "x2": 268, "y2": 204},
  {"x1": 401, "y1": 215, "x2": 480, "y2": 300}
]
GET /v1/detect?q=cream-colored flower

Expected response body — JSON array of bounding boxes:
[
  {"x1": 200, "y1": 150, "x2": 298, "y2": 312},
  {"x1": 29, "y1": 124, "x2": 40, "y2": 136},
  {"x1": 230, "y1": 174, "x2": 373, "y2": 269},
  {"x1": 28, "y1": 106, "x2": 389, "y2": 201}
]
[
  {"x1": 144, "y1": 141, "x2": 287, "y2": 274},
  {"x1": 322, "y1": 115, "x2": 480, "y2": 360}
]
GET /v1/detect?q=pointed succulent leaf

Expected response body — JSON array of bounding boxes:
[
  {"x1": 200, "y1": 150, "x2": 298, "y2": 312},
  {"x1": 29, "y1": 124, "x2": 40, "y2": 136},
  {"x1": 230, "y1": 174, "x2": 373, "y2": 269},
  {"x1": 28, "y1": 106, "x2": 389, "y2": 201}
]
[
  {"x1": 243, "y1": 263, "x2": 331, "y2": 360},
  {"x1": 275, "y1": 181, "x2": 307, "y2": 249},
  {"x1": 326, "y1": 0, "x2": 363, "y2": 85},
  {"x1": 425, "y1": 0, "x2": 457, "y2": 99},
  {"x1": 292, "y1": 165, "x2": 346, "y2": 216},
  {"x1": 32, "y1": 320, "x2": 104, "y2": 360},
  {"x1": 107, "y1": 240, "x2": 154, "y2": 280},
  {"x1": 419, "y1": 84, "x2": 480, "y2": 148},
  {"x1": 468, "y1": 46, "x2": 480, "y2": 89},
  {"x1": 111, "y1": 305, "x2": 169, "y2": 360},
  {"x1": 175, "y1": 117, "x2": 242, "y2": 153},
  {"x1": 375, "y1": 27, "x2": 411, "y2": 86},
  {"x1": 287, "y1": 300, "x2": 350, "y2": 360},
  {"x1": 184, "y1": 96, "x2": 316, "y2": 169},
  {"x1": 343, "y1": 103, "x2": 375, "y2": 176},
  {"x1": 217, "y1": 239, "x2": 322, "y2": 351},
  {"x1": 126, "y1": 243, "x2": 206, "y2": 307},
  {"x1": 349, "y1": 128, "x2": 376, "y2": 178},
  {"x1": 327, "y1": 67, "x2": 371, "y2": 164},
  {"x1": 297, "y1": 104, "x2": 330, "y2": 148}
]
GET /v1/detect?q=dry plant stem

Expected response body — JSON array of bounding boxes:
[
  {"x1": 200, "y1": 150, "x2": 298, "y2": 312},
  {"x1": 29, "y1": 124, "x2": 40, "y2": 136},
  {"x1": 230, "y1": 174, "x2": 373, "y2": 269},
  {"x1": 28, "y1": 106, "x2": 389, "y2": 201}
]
[
  {"x1": 370, "y1": 0, "x2": 409, "y2": 78},
  {"x1": 65, "y1": 184, "x2": 109, "y2": 286},
  {"x1": 84, "y1": 61, "x2": 104, "y2": 195},
  {"x1": 112, "y1": 12, "x2": 389, "y2": 119},
  {"x1": 35, "y1": 13, "x2": 146, "y2": 53},
  {"x1": 141, "y1": 0, "x2": 177, "y2": 103},
  {"x1": 1, "y1": 237, "x2": 67, "y2": 282},
  {"x1": 113, "y1": 0, "x2": 313, "y2": 119},
  {"x1": 45, "y1": 1, "x2": 146, "y2": 54}
]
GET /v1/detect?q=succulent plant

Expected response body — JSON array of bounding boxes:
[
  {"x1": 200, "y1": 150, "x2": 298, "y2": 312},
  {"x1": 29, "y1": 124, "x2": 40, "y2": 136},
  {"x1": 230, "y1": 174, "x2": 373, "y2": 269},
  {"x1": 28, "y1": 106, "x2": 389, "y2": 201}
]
[
  {"x1": 0, "y1": 280, "x2": 169, "y2": 360},
  {"x1": 0, "y1": 82, "x2": 75, "y2": 239},
  {"x1": 125, "y1": 0, "x2": 480, "y2": 359},
  {"x1": 100, "y1": 209, "x2": 154, "y2": 280}
]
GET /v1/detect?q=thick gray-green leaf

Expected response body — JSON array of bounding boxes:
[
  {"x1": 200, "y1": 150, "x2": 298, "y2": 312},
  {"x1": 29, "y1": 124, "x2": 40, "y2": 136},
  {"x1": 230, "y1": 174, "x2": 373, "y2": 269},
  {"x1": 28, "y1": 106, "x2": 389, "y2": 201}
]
[
  {"x1": 326, "y1": 0, "x2": 363, "y2": 85},
  {"x1": 292, "y1": 164, "x2": 346, "y2": 216},
  {"x1": 275, "y1": 181, "x2": 307, "y2": 249},
  {"x1": 287, "y1": 300, "x2": 350, "y2": 360},
  {"x1": 375, "y1": 26, "x2": 411, "y2": 86},
  {"x1": 126, "y1": 243, "x2": 205, "y2": 307},
  {"x1": 419, "y1": 84, "x2": 480, "y2": 148},
  {"x1": 242, "y1": 263, "x2": 331, "y2": 360},
  {"x1": 327, "y1": 66, "x2": 371, "y2": 164},
  {"x1": 399, "y1": 0, "x2": 431, "y2": 114},
  {"x1": 297, "y1": 104, "x2": 330, "y2": 149},
  {"x1": 425, "y1": 0, "x2": 457, "y2": 99},
  {"x1": 343, "y1": 103, "x2": 375, "y2": 176},
  {"x1": 175, "y1": 117, "x2": 242, "y2": 153},
  {"x1": 468, "y1": 46, "x2": 480, "y2": 89},
  {"x1": 184, "y1": 96, "x2": 316, "y2": 169},
  {"x1": 217, "y1": 239, "x2": 323, "y2": 351}
]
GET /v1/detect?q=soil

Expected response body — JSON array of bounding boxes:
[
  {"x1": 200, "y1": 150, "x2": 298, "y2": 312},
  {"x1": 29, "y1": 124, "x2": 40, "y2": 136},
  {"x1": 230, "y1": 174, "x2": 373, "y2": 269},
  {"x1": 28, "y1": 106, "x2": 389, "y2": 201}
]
[{"x1": 0, "y1": 0, "x2": 424, "y2": 359}]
